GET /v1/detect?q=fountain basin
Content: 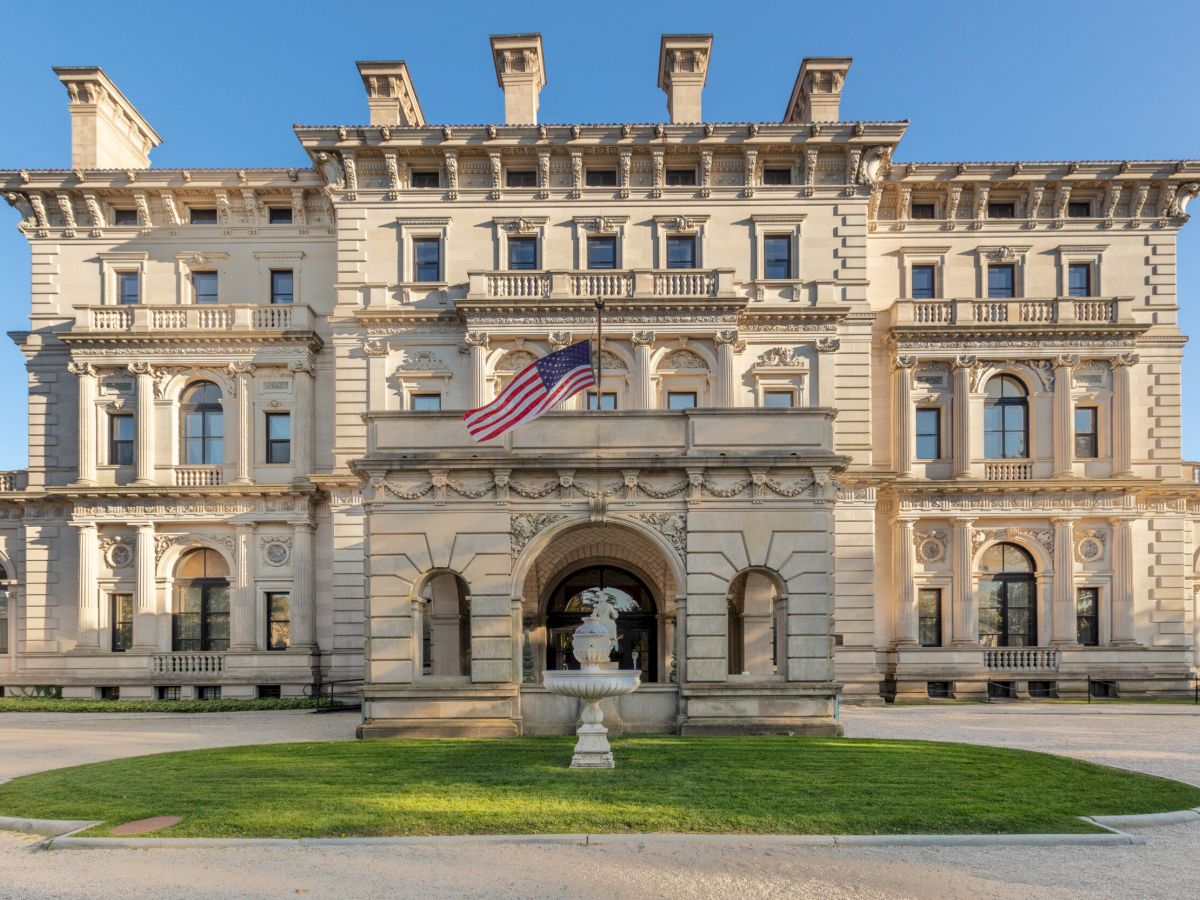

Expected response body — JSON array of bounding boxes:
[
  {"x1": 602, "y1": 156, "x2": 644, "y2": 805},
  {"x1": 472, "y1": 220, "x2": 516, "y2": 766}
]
[{"x1": 542, "y1": 669, "x2": 641, "y2": 769}]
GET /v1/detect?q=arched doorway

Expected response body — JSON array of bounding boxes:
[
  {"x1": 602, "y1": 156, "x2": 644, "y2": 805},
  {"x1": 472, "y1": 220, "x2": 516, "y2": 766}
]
[
  {"x1": 173, "y1": 548, "x2": 230, "y2": 652},
  {"x1": 545, "y1": 565, "x2": 658, "y2": 681},
  {"x1": 977, "y1": 542, "x2": 1037, "y2": 647}
]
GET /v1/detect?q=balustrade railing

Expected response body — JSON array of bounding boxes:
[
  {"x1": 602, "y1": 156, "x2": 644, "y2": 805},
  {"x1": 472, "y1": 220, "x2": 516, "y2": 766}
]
[
  {"x1": 0, "y1": 471, "x2": 24, "y2": 492},
  {"x1": 150, "y1": 653, "x2": 225, "y2": 676},
  {"x1": 984, "y1": 648, "x2": 1059, "y2": 671},
  {"x1": 174, "y1": 466, "x2": 223, "y2": 487},
  {"x1": 486, "y1": 272, "x2": 551, "y2": 298},
  {"x1": 984, "y1": 461, "x2": 1034, "y2": 481},
  {"x1": 913, "y1": 301, "x2": 955, "y2": 325},
  {"x1": 891, "y1": 296, "x2": 1129, "y2": 329},
  {"x1": 652, "y1": 270, "x2": 716, "y2": 297},
  {"x1": 80, "y1": 304, "x2": 313, "y2": 333},
  {"x1": 1073, "y1": 298, "x2": 1116, "y2": 323},
  {"x1": 470, "y1": 269, "x2": 728, "y2": 300},
  {"x1": 569, "y1": 271, "x2": 634, "y2": 298}
]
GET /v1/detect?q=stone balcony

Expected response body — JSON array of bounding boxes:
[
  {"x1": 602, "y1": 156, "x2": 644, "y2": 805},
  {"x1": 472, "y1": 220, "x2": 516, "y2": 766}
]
[
  {"x1": 71, "y1": 303, "x2": 317, "y2": 335},
  {"x1": 0, "y1": 470, "x2": 27, "y2": 493},
  {"x1": 466, "y1": 268, "x2": 738, "y2": 301},
  {"x1": 889, "y1": 296, "x2": 1134, "y2": 330}
]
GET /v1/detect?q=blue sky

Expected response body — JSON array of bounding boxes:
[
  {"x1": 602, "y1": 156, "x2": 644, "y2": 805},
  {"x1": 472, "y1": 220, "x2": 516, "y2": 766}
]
[{"x1": 1, "y1": 0, "x2": 1198, "y2": 467}]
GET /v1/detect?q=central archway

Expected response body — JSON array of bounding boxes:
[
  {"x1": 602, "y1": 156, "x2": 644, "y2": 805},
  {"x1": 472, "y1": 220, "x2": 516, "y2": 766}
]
[{"x1": 545, "y1": 564, "x2": 659, "y2": 680}]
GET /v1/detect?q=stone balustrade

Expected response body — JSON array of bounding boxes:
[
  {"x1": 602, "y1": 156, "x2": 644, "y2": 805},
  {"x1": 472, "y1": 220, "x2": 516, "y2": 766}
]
[
  {"x1": 150, "y1": 653, "x2": 226, "y2": 676},
  {"x1": 983, "y1": 648, "x2": 1059, "y2": 671},
  {"x1": 468, "y1": 268, "x2": 735, "y2": 300},
  {"x1": 984, "y1": 461, "x2": 1034, "y2": 481},
  {"x1": 174, "y1": 466, "x2": 224, "y2": 487},
  {"x1": 0, "y1": 471, "x2": 26, "y2": 492},
  {"x1": 74, "y1": 304, "x2": 314, "y2": 333},
  {"x1": 890, "y1": 296, "x2": 1132, "y2": 329}
]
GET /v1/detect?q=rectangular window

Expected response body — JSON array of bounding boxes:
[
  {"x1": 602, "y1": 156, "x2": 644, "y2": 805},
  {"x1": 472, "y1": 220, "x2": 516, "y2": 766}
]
[
  {"x1": 192, "y1": 271, "x2": 219, "y2": 304},
  {"x1": 763, "y1": 235, "x2": 792, "y2": 279},
  {"x1": 410, "y1": 170, "x2": 440, "y2": 188},
  {"x1": 1077, "y1": 587, "x2": 1099, "y2": 646},
  {"x1": 270, "y1": 269, "x2": 294, "y2": 305},
  {"x1": 505, "y1": 169, "x2": 537, "y2": 188},
  {"x1": 1068, "y1": 201, "x2": 1091, "y2": 218},
  {"x1": 189, "y1": 208, "x2": 218, "y2": 225},
  {"x1": 113, "y1": 208, "x2": 139, "y2": 226},
  {"x1": 412, "y1": 238, "x2": 441, "y2": 282},
  {"x1": 666, "y1": 235, "x2": 696, "y2": 269},
  {"x1": 988, "y1": 202, "x2": 1016, "y2": 219},
  {"x1": 586, "y1": 169, "x2": 617, "y2": 187},
  {"x1": 586, "y1": 392, "x2": 617, "y2": 410},
  {"x1": 257, "y1": 685, "x2": 282, "y2": 699},
  {"x1": 587, "y1": 235, "x2": 617, "y2": 270},
  {"x1": 918, "y1": 588, "x2": 942, "y2": 647},
  {"x1": 910, "y1": 203, "x2": 936, "y2": 219},
  {"x1": 117, "y1": 271, "x2": 140, "y2": 305},
  {"x1": 763, "y1": 390, "x2": 794, "y2": 408},
  {"x1": 911, "y1": 264, "x2": 936, "y2": 299},
  {"x1": 762, "y1": 167, "x2": 792, "y2": 185},
  {"x1": 265, "y1": 412, "x2": 291, "y2": 464},
  {"x1": 507, "y1": 236, "x2": 538, "y2": 270},
  {"x1": 1074, "y1": 406, "x2": 1098, "y2": 459},
  {"x1": 267, "y1": 592, "x2": 291, "y2": 651},
  {"x1": 667, "y1": 391, "x2": 697, "y2": 410},
  {"x1": 987, "y1": 264, "x2": 1015, "y2": 298},
  {"x1": 109, "y1": 413, "x2": 135, "y2": 466},
  {"x1": 915, "y1": 408, "x2": 942, "y2": 460},
  {"x1": 268, "y1": 207, "x2": 293, "y2": 225},
  {"x1": 156, "y1": 685, "x2": 181, "y2": 701},
  {"x1": 1068, "y1": 263, "x2": 1092, "y2": 297},
  {"x1": 411, "y1": 393, "x2": 442, "y2": 411},
  {"x1": 111, "y1": 593, "x2": 133, "y2": 652},
  {"x1": 198, "y1": 686, "x2": 222, "y2": 701},
  {"x1": 665, "y1": 168, "x2": 697, "y2": 186}
]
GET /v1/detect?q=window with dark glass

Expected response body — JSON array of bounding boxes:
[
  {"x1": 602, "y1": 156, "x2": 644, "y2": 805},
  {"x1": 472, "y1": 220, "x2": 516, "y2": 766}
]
[
  {"x1": 910, "y1": 203, "x2": 936, "y2": 219},
  {"x1": 507, "y1": 236, "x2": 538, "y2": 270},
  {"x1": 1068, "y1": 263, "x2": 1092, "y2": 297},
  {"x1": 189, "y1": 207, "x2": 218, "y2": 224},
  {"x1": 1074, "y1": 406, "x2": 1098, "y2": 459},
  {"x1": 667, "y1": 391, "x2": 697, "y2": 409},
  {"x1": 265, "y1": 412, "x2": 291, "y2": 464},
  {"x1": 666, "y1": 235, "x2": 696, "y2": 269},
  {"x1": 0, "y1": 579, "x2": 7, "y2": 654},
  {"x1": 764, "y1": 235, "x2": 792, "y2": 279},
  {"x1": 117, "y1": 271, "x2": 140, "y2": 305},
  {"x1": 270, "y1": 269, "x2": 294, "y2": 305},
  {"x1": 586, "y1": 392, "x2": 617, "y2": 410},
  {"x1": 978, "y1": 542, "x2": 1037, "y2": 647},
  {"x1": 762, "y1": 167, "x2": 792, "y2": 185},
  {"x1": 172, "y1": 549, "x2": 230, "y2": 652},
  {"x1": 109, "y1": 413, "x2": 134, "y2": 466},
  {"x1": 192, "y1": 271, "x2": 218, "y2": 304},
  {"x1": 181, "y1": 381, "x2": 224, "y2": 465},
  {"x1": 586, "y1": 169, "x2": 617, "y2": 187},
  {"x1": 763, "y1": 390, "x2": 794, "y2": 408},
  {"x1": 1077, "y1": 587, "x2": 1099, "y2": 646},
  {"x1": 918, "y1": 588, "x2": 942, "y2": 647},
  {"x1": 412, "y1": 238, "x2": 441, "y2": 282},
  {"x1": 267, "y1": 592, "x2": 291, "y2": 650},
  {"x1": 111, "y1": 593, "x2": 133, "y2": 652},
  {"x1": 268, "y1": 207, "x2": 293, "y2": 225},
  {"x1": 113, "y1": 208, "x2": 138, "y2": 226},
  {"x1": 987, "y1": 264, "x2": 1016, "y2": 298},
  {"x1": 505, "y1": 169, "x2": 537, "y2": 188},
  {"x1": 410, "y1": 170, "x2": 440, "y2": 188},
  {"x1": 545, "y1": 565, "x2": 658, "y2": 679},
  {"x1": 911, "y1": 264, "x2": 936, "y2": 299},
  {"x1": 665, "y1": 168, "x2": 697, "y2": 186},
  {"x1": 988, "y1": 202, "x2": 1016, "y2": 218},
  {"x1": 984, "y1": 375, "x2": 1028, "y2": 459},
  {"x1": 587, "y1": 235, "x2": 617, "y2": 269},
  {"x1": 1068, "y1": 200, "x2": 1091, "y2": 218},
  {"x1": 916, "y1": 408, "x2": 942, "y2": 460},
  {"x1": 411, "y1": 393, "x2": 442, "y2": 411}
]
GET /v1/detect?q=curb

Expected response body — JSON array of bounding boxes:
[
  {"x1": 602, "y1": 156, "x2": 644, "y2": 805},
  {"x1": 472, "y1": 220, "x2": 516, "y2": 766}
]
[
  {"x1": 1087, "y1": 807, "x2": 1200, "y2": 829},
  {"x1": 0, "y1": 816, "x2": 102, "y2": 838}
]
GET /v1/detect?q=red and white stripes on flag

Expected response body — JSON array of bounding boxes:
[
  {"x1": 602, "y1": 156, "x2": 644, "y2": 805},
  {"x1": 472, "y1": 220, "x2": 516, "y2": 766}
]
[{"x1": 463, "y1": 340, "x2": 596, "y2": 442}]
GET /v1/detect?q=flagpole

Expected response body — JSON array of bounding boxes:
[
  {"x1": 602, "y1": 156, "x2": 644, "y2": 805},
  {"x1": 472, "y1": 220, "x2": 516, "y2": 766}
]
[{"x1": 594, "y1": 297, "x2": 605, "y2": 409}]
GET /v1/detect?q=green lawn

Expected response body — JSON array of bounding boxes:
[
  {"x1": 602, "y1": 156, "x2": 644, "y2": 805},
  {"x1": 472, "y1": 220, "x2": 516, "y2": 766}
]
[{"x1": 1, "y1": 736, "x2": 1197, "y2": 838}]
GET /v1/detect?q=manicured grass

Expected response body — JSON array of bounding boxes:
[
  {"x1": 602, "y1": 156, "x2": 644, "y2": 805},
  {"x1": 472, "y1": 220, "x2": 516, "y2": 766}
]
[
  {"x1": 1, "y1": 736, "x2": 1197, "y2": 837},
  {"x1": 0, "y1": 698, "x2": 326, "y2": 713}
]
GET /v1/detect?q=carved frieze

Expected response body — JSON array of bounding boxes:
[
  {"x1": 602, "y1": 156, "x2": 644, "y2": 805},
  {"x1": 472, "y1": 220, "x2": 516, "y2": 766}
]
[{"x1": 511, "y1": 513, "x2": 569, "y2": 556}]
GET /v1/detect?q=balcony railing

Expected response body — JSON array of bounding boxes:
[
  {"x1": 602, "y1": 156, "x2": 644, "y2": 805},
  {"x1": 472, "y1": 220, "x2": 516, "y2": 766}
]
[
  {"x1": 74, "y1": 304, "x2": 314, "y2": 334},
  {"x1": 984, "y1": 461, "x2": 1034, "y2": 481},
  {"x1": 174, "y1": 466, "x2": 223, "y2": 487},
  {"x1": 0, "y1": 470, "x2": 27, "y2": 492},
  {"x1": 468, "y1": 268, "x2": 735, "y2": 301},
  {"x1": 891, "y1": 296, "x2": 1133, "y2": 329},
  {"x1": 984, "y1": 648, "x2": 1059, "y2": 671},
  {"x1": 1187, "y1": 461, "x2": 1200, "y2": 484},
  {"x1": 151, "y1": 653, "x2": 225, "y2": 676}
]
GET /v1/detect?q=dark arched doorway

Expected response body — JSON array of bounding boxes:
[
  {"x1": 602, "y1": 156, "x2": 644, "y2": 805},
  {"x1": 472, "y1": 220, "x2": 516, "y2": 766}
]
[
  {"x1": 977, "y1": 542, "x2": 1037, "y2": 647},
  {"x1": 545, "y1": 565, "x2": 658, "y2": 681}
]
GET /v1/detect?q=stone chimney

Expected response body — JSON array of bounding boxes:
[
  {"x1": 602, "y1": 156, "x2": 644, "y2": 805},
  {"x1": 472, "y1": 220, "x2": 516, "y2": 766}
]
[
  {"x1": 783, "y1": 57, "x2": 852, "y2": 123},
  {"x1": 356, "y1": 60, "x2": 425, "y2": 127},
  {"x1": 53, "y1": 67, "x2": 161, "y2": 169},
  {"x1": 658, "y1": 34, "x2": 713, "y2": 124},
  {"x1": 490, "y1": 33, "x2": 546, "y2": 125}
]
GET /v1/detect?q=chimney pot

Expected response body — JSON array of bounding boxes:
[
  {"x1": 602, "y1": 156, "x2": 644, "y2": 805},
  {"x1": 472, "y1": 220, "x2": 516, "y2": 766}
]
[
  {"x1": 490, "y1": 33, "x2": 547, "y2": 125},
  {"x1": 658, "y1": 35, "x2": 713, "y2": 124},
  {"x1": 783, "y1": 57, "x2": 852, "y2": 124},
  {"x1": 53, "y1": 67, "x2": 160, "y2": 169},
  {"x1": 356, "y1": 61, "x2": 426, "y2": 127}
]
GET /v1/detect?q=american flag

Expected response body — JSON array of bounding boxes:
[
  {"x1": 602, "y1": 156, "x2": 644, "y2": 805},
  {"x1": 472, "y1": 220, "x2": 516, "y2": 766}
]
[{"x1": 464, "y1": 340, "x2": 596, "y2": 442}]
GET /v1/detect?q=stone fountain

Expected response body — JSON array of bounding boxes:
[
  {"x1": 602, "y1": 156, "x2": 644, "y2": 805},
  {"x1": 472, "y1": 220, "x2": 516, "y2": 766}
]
[{"x1": 542, "y1": 588, "x2": 641, "y2": 768}]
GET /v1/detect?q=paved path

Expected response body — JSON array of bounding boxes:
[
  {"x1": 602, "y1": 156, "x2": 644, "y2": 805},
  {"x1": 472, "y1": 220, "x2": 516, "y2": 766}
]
[{"x1": 0, "y1": 704, "x2": 1196, "y2": 899}]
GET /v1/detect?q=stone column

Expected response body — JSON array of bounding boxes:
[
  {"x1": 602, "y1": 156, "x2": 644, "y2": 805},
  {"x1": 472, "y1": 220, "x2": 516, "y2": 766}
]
[
  {"x1": 363, "y1": 340, "x2": 390, "y2": 411},
  {"x1": 290, "y1": 361, "x2": 315, "y2": 482},
  {"x1": 714, "y1": 330, "x2": 741, "y2": 408},
  {"x1": 510, "y1": 597, "x2": 524, "y2": 684},
  {"x1": 1111, "y1": 354, "x2": 1137, "y2": 477},
  {"x1": 951, "y1": 357, "x2": 975, "y2": 479},
  {"x1": 951, "y1": 517, "x2": 977, "y2": 645},
  {"x1": 1108, "y1": 515, "x2": 1137, "y2": 645},
  {"x1": 230, "y1": 362, "x2": 254, "y2": 485},
  {"x1": 893, "y1": 355, "x2": 916, "y2": 477},
  {"x1": 464, "y1": 331, "x2": 489, "y2": 410},
  {"x1": 1052, "y1": 356, "x2": 1077, "y2": 478},
  {"x1": 291, "y1": 522, "x2": 316, "y2": 650},
  {"x1": 72, "y1": 521, "x2": 100, "y2": 650},
  {"x1": 815, "y1": 337, "x2": 839, "y2": 408},
  {"x1": 132, "y1": 521, "x2": 158, "y2": 651},
  {"x1": 230, "y1": 523, "x2": 257, "y2": 650},
  {"x1": 632, "y1": 331, "x2": 655, "y2": 409},
  {"x1": 129, "y1": 363, "x2": 157, "y2": 485},
  {"x1": 894, "y1": 517, "x2": 918, "y2": 646},
  {"x1": 1051, "y1": 516, "x2": 1077, "y2": 645},
  {"x1": 674, "y1": 596, "x2": 688, "y2": 685},
  {"x1": 68, "y1": 362, "x2": 98, "y2": 485}
]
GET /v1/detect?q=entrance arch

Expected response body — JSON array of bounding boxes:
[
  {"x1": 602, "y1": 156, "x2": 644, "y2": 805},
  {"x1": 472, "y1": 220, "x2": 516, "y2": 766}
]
[
  {"x1": 545, "y1": 564, "x2": 659, "y2": 680},
  {"x1": 977, "y1": 542, "x2": 1037, "y2": 647}
]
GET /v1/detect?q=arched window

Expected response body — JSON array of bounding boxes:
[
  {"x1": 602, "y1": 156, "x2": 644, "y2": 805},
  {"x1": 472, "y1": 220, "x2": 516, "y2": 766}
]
[
  {"x1": 421, "y1": 572, "x2": 471, "y2": 677},
  {"x1": 173, "y1": 548, "x2": 230, "y2": 652},
  {"x1": 978, "y1": 542, "x2": 1036, "y2": 647},
  {"x1": 0, "y1": 564, "x2": 9, "y2": 655},
  {"x1": 727, "y1": 571, "x2": 782, "y2": 676},
  {"x1": 181, "y1": 381, "x2": 224, "y2": 465},
  {"x1": 546, "y1": 565, "x2": 657, "y2": 681},
  {"x1": 983, "y1": 375, "x2": 1028, "y2": 459}
]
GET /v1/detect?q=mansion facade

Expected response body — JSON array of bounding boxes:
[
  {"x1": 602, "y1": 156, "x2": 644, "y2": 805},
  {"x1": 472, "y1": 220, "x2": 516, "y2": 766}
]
[{"x1": 1, "y1": 35, "x2": 1198, "y2": 735}]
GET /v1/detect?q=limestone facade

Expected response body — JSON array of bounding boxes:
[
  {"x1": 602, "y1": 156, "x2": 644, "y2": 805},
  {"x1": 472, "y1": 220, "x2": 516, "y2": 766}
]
[{"x1": 1, "y1": 35, "x2": 1198, "y2": 732}]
